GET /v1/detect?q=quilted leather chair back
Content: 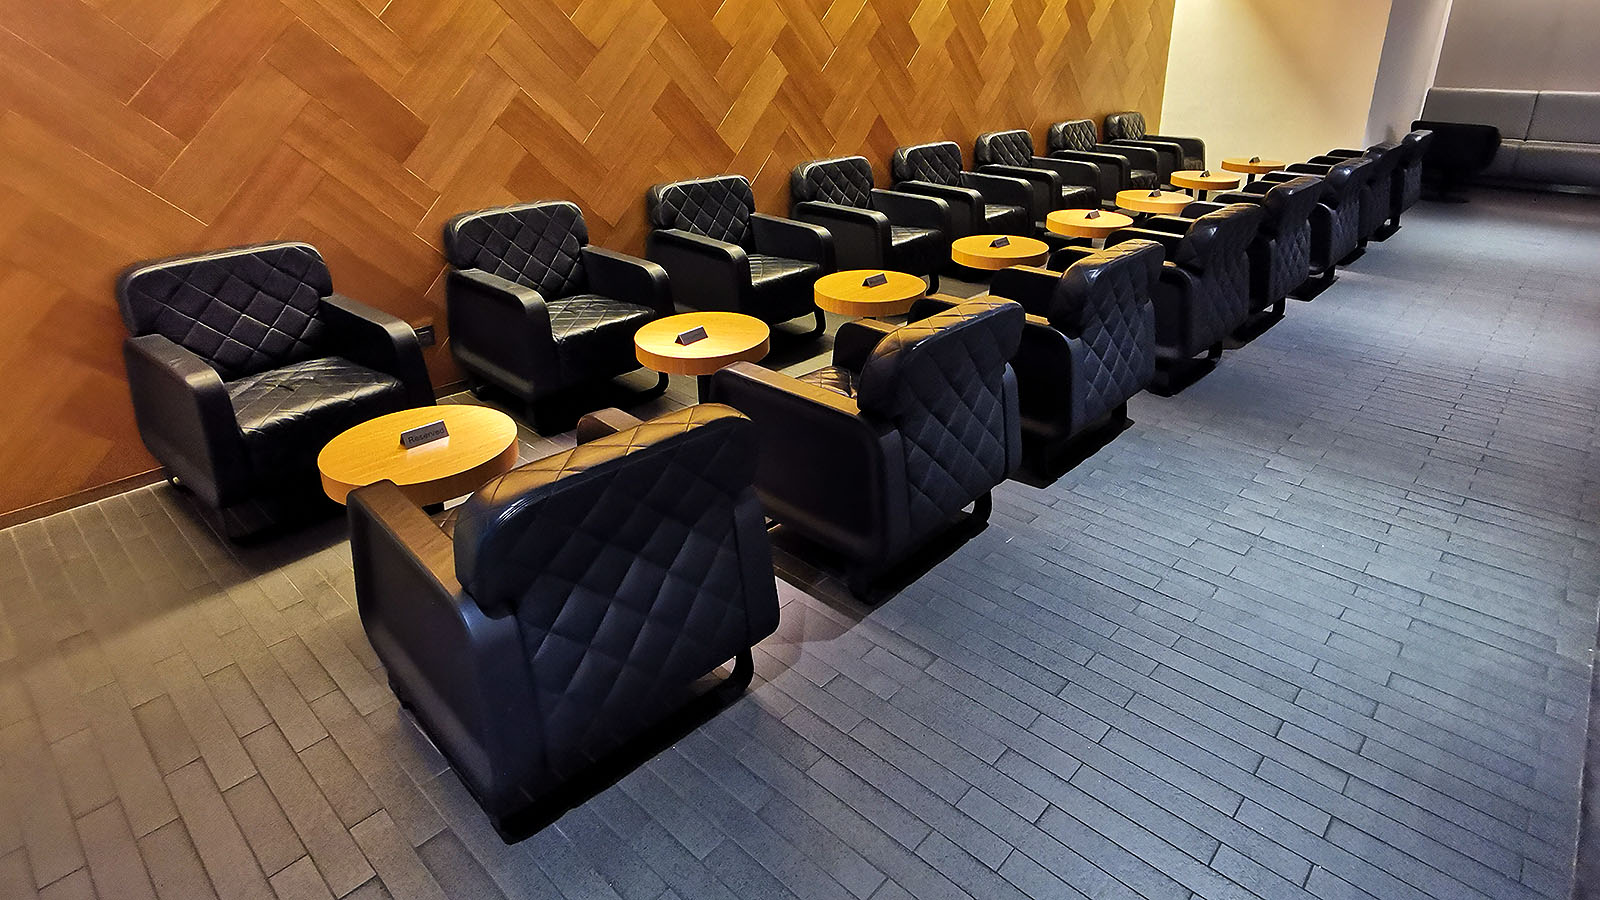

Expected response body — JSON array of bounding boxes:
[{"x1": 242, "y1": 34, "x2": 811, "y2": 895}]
[
  {"x1": 1322, "y1": 158, "x2": 1374, "y2": 208},
  {"x1": 1400, "y1": 129, "x2": 1434, "y2": 208},
  {"x1": 857, "y1": 298, "x2": 1023, "y2": 527},
  {"x1": 1056, "y1": 241, "x2": 1161, "y2": 431},
  {"x1": 790, "y1": 156, "x2": 876, "y2": 209},
  {"x1": 974, "y1": 130, "x2": 1034, "y2": 167},
  {"x1": 1176, "y1": 204, "x2": 1263, "y2": 274},
  {"x1": 443, "y1": 201, "x2": 588, "y2": 300},
  {"x1": 1259, "y1": 176, "x2": 1324, "y2": 236},
  {"x1": 449, "y1": 405, "x2": 776, "y2": 775},
  {"x1": 890, "y1": 142, "x2": 964, "y2": 187},
  {"x1": 117, "y1": 242, "x2": 333, "y2": 381},
  {"x1": 1047, "y1": 119, "x2": 1099, "y2": 153},
  {"x1": 646, "y1": 176, "x2": 756, "y2": 245},
  {"x1": 1104, "y1": 111, "x2": 1147, "y2": 141}
]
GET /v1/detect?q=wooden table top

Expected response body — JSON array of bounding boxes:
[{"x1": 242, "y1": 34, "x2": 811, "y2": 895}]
[
  {"x1": 1046, "y1": 208, "x2": 1134, "y2": 239},
  {"x1": 318, "y1": 405, "x2": 520, "y2": 506},
  {"x1": 814, "y1": 269, "x2": 926, "y2": 317},
  {"x1": 1221, "y1": 156, "x2": 1285, "y2": 174},
  {"x1": 1116, "y1": 189, "x2": 1193, "y2": 215},
  {"x1": 634, "y1": 311, "x2": 771, "y2": 376},
  {"x1": 951, "y1": 234, "x2": 1050, "y2": 270},
  {"x1": 1170, "y1": 169, "x2": 1241, "y2": 191}
]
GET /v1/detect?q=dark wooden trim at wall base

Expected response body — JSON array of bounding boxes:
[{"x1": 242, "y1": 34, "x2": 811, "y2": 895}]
[{"x1": 0, "y1": 468, "x2": 169, "y2": 530}]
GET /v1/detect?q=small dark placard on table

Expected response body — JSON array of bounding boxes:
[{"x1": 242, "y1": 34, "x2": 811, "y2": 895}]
[
  {"x1": 862, "y1": 272, "x2": 888, "y2": 287},
  {"x1": 1201, "y1": 169, "x2": 1211, "y2": 177},
  {"x1": 1249, "y1": 156, "x2": 1261, "y2": 163},
  {"x1": 1149, "y1": 189, "x2": 1163, "y2": 197},
  {"x1": 400, "y1": 420, "x2": 449, "y2": 449},
  {"x1": 675, "y1": 326, "x2": 709, "y2": 346},
  {"x1": 989, "y1": 236, "x2": 1010, "y2": 248},
  {"x1": 1085, "y1": 209, "x2": 1100, "y2": 219}
]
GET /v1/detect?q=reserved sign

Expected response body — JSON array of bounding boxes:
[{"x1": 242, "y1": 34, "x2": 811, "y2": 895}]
[{"x1": 400, "y1": 419, "x2": 449, "y2": 449}]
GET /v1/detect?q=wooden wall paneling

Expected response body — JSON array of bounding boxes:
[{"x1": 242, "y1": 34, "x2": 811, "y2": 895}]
[{"x1": 0, "y1": 0, "x2": 1175, "y2": 519}]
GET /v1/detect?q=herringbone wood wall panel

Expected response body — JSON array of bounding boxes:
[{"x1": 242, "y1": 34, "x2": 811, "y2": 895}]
[{"x1": 0, "y1": 0, "x2": 1174, "y2": 519}]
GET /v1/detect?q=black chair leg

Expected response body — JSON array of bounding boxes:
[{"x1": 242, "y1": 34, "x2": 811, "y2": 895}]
[
  {"x1": 970, "y1": 492, "x2": 992, "y2": 523},
  {"x1": 799, "y1": 308, "x2": 827, "y2": 339},
  {"x1": 925, "y1": 272, "x2": 940, "y2": 294},
  {"x1": 1208, "y1": 342, "x2": 1223, "y2": 361},
  {"x1": 1291, "y1": 269, "x2": 1337, "y2": 301}
]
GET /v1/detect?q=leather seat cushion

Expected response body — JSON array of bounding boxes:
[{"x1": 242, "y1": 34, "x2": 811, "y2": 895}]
[
  {"x1": 1130, "y1": 169, "x2": 1159, "y2": 190},
  {"x1": 797, "y1": 366, "x2": 857, "y2": 398},
  {"x1": 748, "y1": 254, "x2": 820, "y2": 286},
  {"x1": 1060, "y1": 185, "x2": 1097, "y2": 208},
  {"x1": 546, "y1": 294, "x2": 656, "y2": 380},
  {"x1": 1182, "y1": 156, "x2": 1205, "y2": 172},
  {"x1": 983, "y1": 204, "x2": 1029, "y2": 231},
  {"x1": 888, "y1": 225, "x2": 942, "y2": 276},
  {"x1": 227, "y1": 357, "x2": 409, "y2": 478}
]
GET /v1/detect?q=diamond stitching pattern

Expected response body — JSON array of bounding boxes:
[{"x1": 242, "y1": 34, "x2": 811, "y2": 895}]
[
  {"x1": 1107, "y1": 111, "x2": 1147, "y2": 140},
  {"x1": 792, "y1": 157, "x2": 875, "y2": 209},
  {"x1": 977, "y1": 130, "x2": 1034, "y2": 167},
  {"x1": 1049, "y1": 119, "x2": 1099, "y2": 153},
  {"x1": 446, "y1": 202, "x2": 588, "y2": 300},
  {"x1": 648, "y1": 176, "x2": 755, "y2": 245},
  {"x1": 119, "y1": 243, "x2": 333, "y2": 380},
  {"x1": 892, "y1": 143, "x2": 963, "y2": 186},
  {"x1": 1057, "y1": 247, "x2": 1158, "y2": 431}
]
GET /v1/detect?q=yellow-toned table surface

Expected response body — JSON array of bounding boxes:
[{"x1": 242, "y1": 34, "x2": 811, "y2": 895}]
[
  {"x1": 1046, "y1": 209, "x2": 1134, "y2": 239},
  {"x1": 951, "y1": 234, "x2": 1050, "y2": 270},
  {"x1": 318, "y1": 405, "x2": 519, "y2": 506},
  {"x1": 634, "y1": 311, "x2": 771, "y2": 376},
  {"x1": 1170, "y1": 169, "x2": 1242, "y2": 192},
  {"x1": 1221, "y1": 156, "x2": 1285, "y2": 175},
  {"x1": 813, "y1": 269, "x2": 926, "y2": 317},
  {"x1": 1116, "y1": 189, "x2": 1193, "y2": 215}
]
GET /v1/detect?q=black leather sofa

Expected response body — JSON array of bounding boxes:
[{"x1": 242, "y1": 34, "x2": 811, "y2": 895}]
[
  {"x1": 890, "y1": 141, "x2": 1033, "y2": 238},
  {"x1": 645, "y1": 175, "x2": 834, "y2": 338},
  {"x1": 1103, "y1": 110, "x2": 1207, "y2": 175},
  {"x1": 972, "y1": 130, "x2": 1102, "y2": 226},
  {"x1": 1261, "y1": 157, "x2": 1372, "y2": 296},
  {"x1": 118, "y1": 241, "x2": 432, "y2": 539},
  {"x1": 789, "y1": 155, "x2": 951, "y2": 290},
  {"x1": 348, "y1": 404, "x2": 780, "y2": 836},
  {"x1": 1091, "y1": 204, "x2": 1262, "y2": 391},
  {"x1": 1046, "y1": 118, "x2": 1162, "y2": 195},
  {"x1": 914, "y1": 242, "x2": 1162, "y2": 469},
  {"x1": 1176, "y1": 175, "x2": 1323, "y2": 321},
  {"x1": 711, "y1": 298, "x2": 1023, "y2": 598},
  {"x1": 443, "y1": 201, "x2": 671, "y2": 433}
]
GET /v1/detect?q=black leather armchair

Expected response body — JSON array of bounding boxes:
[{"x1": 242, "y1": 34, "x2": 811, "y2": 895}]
[
  {"x1": 789, "y1": 155, "x2": 951, "y2": 289},
  {"x1": 1396, "y1": 129, "x2": 1435, "y2": 215},
  {"x1": 118, "y1": 241, "x2": 431, "y2": 539},
  {"x1": 890, "y1": 141, "x2": 1033, "y2": 238},
  {"x1": 711, "y1": 298, "x2": 1023, "y2": 597},
  {"x1": 444, "y1": 201, "x2": 670, "y2": 433},
  {"x1": 645, "y1": 175, "x2": 833, "y2": 337},
  {"x1": 1092, "y1": 204, "x2": 1262, "y2": 390},
  {"x1": 349, "y1": 404, "x2": 779, "y2": 836},
  {"x1": 1175, "y1": 174, "x2": 1323, "y2": 320},
  {"x1": 1262, "y1": 157, "x2": 1372, "y2": 287},
  {"x1": 1046, "y1": 119, "x2": 1162, "y2": 194},
  {"x1": 973, "y1": 130, "x2": 1102, "y2": 226},
  {"x1": 1310, "y1": 144, "x2": 1402, "y2": 244},
  {"x1": 914, "y1": 242, "x2": 1161, "y2": 467},
  {"x1": 1103, "y1": 111, "x2": 1206, "y2": 175},
  {"x1": 1411, "y1": 119, "x2": 1497, "y2": 201}
]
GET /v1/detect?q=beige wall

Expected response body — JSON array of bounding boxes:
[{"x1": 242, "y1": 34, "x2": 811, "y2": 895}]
[
  {"x1": 1434, "y1": 0, "x2": 1600, "y2": 90},
  {"x1": 1365, "y1": 0, "x2": 1453, "y2": 144},
  {"x1": 1159, "y1": 0, "x2": 1394, "y2": 166}
]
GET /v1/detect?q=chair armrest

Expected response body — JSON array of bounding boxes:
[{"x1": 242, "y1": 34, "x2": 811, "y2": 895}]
[
  {"x1": 1046, "y1": 245, "x2": 1098, "y2": 272},
  {"x1": 1287, "y1": 162, "x2": 1334, "y2": 176},
  {"x1": 1146, "y1": 133, "x2": 1206, "y2": 164},
  {"x1": 870, "y1": 189, "x2": 952, "y2": 234},
  {"x1": 1095, "y1": 143, "x2": 1160, "y2": 173},
  {"x1": 748, "y1": 213, "x2": 834, "y2": 269},
  {"x1": 958, "y1": 171, "x2": 1035, "y2": 211},
  {"x1": 1257, "y1": 171, "x2": 1297, "y2": 184},
  {"x1": 907, "y1": 292, "x2": 965, "y2": 322},
  {"x1": 1139, "y1": 215, "x2": 1196, "y2": 235},
  {"x1": 1029, "y1": 156, "x2": 1099, "y2": 190},
  {"x1": 708, "y1": 362, "x2": 894, "y2": 560},
  {"x1": 1205, "y1": 192, "x2": 1255, "y2": 207},
  {"x1": 1048, "y1": 150, "x2": 1124, "y2": 200},
  {"x1": 792, "y1": 201, "x2": 890, "y2": 270},
  {"x1": 123, "y1": 334, "x2": 250, "y2": 507},
  {"x1": 322, "y1": 293, "x2": 433, "y2": 408},
  {"x1": 1106, "y1": 227, "x2": 1182, "y2": 257},
  {"x1": 832, "y1": 318, "x2": 897, "y2": 373},
  {"x1": 645, "y1": 229, "x2": 749, "y2": 313},
  {"x1": 976, "y1": 164, "x2": 1059, "y2": 219},
  {"x1": 1152, "y1": 262, "x2": 1200, "y2": 352},
  {"x1": 1113, "y1": 138, "x2": 1185, "y2": 179},
  {"x1": 346, "y1": 480, "x2": 540, "y2": 810},
  {"x1": 990, "y1": 265, "x2": 1061, "y2": 318},
  {"x1": 581, "y1": 246, "x2": 672, "y2": 315},
  {"x1": 446, "y1": 268, "x2": 559, "y2": 389},
  {"x1": 576, "y1": 408, "x2": 646, "y2": 443},
  {"x1": 895, "y1": 181, "x2": 982, "y2": 237},
  {"x1": 1323, "y1": 149, "x2": 1363, "y2": 159},
  {"x1": 1306, "y1": 155, "x2": 1346, "y2": 166}
]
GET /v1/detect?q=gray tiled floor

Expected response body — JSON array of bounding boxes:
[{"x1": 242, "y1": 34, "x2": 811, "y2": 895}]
[{"x1": 2, "y1": 188, "x2": 1598, "y2": 900}]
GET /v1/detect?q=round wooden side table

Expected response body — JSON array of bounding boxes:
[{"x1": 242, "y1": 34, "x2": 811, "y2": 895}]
[
  {"x1": 813, "y1": 269, "x2": 926, "y2": 318},
  {"x1": 1170, "y1": 169, "x2": 1241, "y2": 200},
  {"x1": 1115, "y1": 189, "x2": 1192, "y2": 216},
  {"x1": 318, "y1": 405, "x2": 520, "y2": 506},
  {"x1": 1046, "y1": 209, "x2": 1134, "y2": 245},
  {"x1": 634, "y1": 311, "x2": 771, "y2": 400},
  {"x1": 951, "y1": 234, "x2": 1050, "y2": 270},
  {"x1": 1221, "y1": 156, "x2": 1285, "y2": 183}
]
